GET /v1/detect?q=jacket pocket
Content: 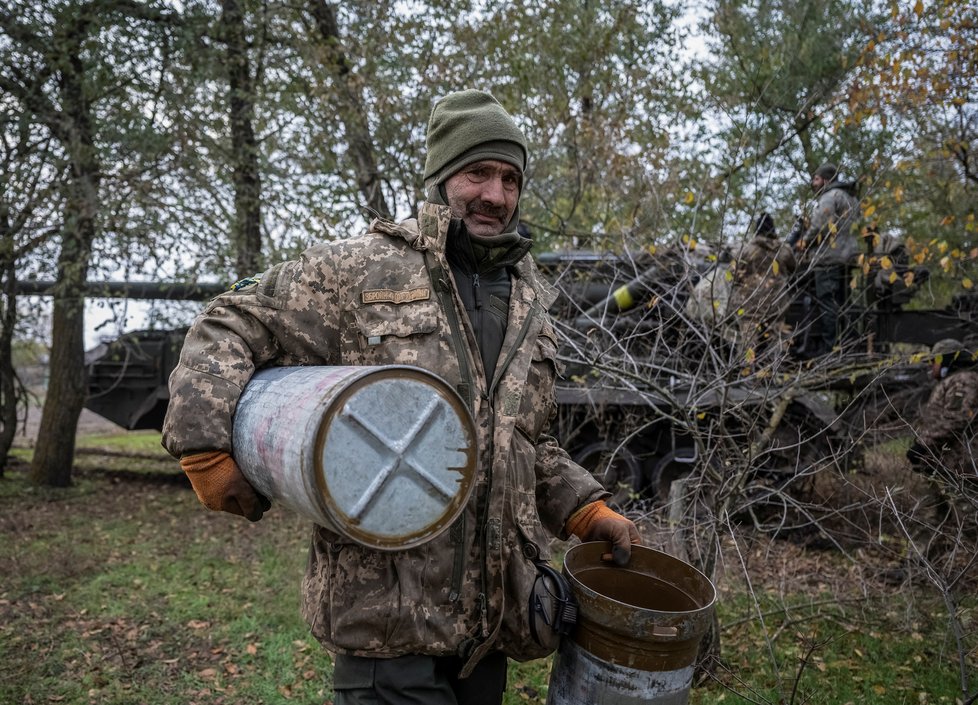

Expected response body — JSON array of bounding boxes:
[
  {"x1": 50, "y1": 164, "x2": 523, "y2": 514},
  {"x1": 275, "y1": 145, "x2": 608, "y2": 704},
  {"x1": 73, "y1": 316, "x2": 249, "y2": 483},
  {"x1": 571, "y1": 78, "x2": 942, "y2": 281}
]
[
  {"x1": 351, "y1": 299, "x2": 440, "y2": 366},
  {"x1": 514, "y1": 330, "x2": 559, "y2": 442},
  {"x1": 499, "y1": 509, "x2": 559, "y2": 661}
]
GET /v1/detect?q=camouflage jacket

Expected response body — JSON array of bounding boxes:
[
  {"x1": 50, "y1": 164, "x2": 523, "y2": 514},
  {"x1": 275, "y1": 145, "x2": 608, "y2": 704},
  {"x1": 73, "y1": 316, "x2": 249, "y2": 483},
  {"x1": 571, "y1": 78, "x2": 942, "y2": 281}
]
[
  {"x1": 800, "y1": 183, "x2": 860, "y2": 267},
  {"x1": 917, "y1": 369, "x2": 978, "y2": 477},
  {"x1": 728, "y1": 236, "x2": 797, "y2": 351},
  {"x1": 729, "y1": 236, "x2": 796, "y2": 314},
  {"x1": 161, "y1": 202, "x2": 607, "y2": 672}
]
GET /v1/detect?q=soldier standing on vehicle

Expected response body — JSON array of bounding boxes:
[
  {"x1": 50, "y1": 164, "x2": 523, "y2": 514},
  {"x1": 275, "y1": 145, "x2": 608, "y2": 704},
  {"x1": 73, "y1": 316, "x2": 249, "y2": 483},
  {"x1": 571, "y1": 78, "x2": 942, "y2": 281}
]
[
  {"x1": 161, "y1": 89, "x2": 640, "y2": 705},
  {"x1": 907, "y1": 339, "x2": 978, "y2": 524},
  {"x1": 729, "y1": 212, "x2": 796, "y2": 361},
  {"x1": 786, "y1": 162, "x2": 860, "y2": 357}
]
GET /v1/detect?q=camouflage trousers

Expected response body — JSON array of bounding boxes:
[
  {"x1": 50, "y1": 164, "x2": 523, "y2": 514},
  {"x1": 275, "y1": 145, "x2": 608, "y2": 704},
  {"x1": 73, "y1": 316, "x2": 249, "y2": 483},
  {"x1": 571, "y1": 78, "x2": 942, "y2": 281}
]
[{"x1": 331, "y1": 652, "x2": 508, "y2": 705}]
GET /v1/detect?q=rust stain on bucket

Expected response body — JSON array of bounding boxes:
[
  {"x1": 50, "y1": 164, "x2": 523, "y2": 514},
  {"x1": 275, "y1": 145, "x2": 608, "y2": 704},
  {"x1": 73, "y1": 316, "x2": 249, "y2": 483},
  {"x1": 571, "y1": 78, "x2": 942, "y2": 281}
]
[{"x1": 547, "y1": 542, "x2": 717, "y2": 704}]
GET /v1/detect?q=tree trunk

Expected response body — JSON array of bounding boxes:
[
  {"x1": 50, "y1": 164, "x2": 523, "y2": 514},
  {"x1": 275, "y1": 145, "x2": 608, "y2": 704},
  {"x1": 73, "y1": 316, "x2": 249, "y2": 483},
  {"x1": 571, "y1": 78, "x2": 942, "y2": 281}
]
[
  {"x1": 308, "y1": 0, "x2": 392, "y2": 220},
  {"x1": 30, "y1": 39, "x2": 99, "y2": 487},
  {"x1": 222, "y1": 0, "x2": 263, "y2": 278},
  {"x1": 0, "y1": 236, "x2": 19, "y2": 477},
  {"x1": 29, "y1": 266, "x2": 88, "y2": 487}
]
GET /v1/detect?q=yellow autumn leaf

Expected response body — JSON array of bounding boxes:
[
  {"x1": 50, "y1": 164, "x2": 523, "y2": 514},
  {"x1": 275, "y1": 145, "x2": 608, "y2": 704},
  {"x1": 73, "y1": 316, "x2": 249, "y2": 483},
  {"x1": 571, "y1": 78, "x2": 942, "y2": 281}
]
[
  {"x1": 940, "y1": 256, "x2": 952, "y2": 272},
  {"x1": 745, "y1": 348, "x2": 756, "y2": 363},
  {"x1": 737, "y1": 308, "x2": 745, "y2": 316},
  {"x1": 863, "y1": 204, "x2": 877, "y2": 218},
  {"x1": 696, "y1": 412, "x2": 706, "y2": 420},
  {"x1": 903, "y1": 271, "x2": 915, "y2": 287},
  {"x1": 889, "y1": 271, "x2": 898, "y2": 284},
  {"x1": 880, "y1": 255, "x2": 893, "y2": 270},
  {"x1": 772, "y1": 260, "x2": 780, "y2": 275},
  {"x1": 828, "y1": 221, "x2": 838, "y2": 234},
  {"x1": 971, "y1": 248, "x2": 978, "y2": 259},
  {"x1": 963, "y1": 278, "x2": 973, "y2": 289},
  {"x1": 647, "y1": 244, "x2": 657, "y2": 256},
  {"x1": 724, "y1": 269, "x2": 733, "y2": 282},
  {"x1": 684, "y1": 191, "x2": 695, "y2": 204},
  {"x1": 914, "y1": 0, "x2": 923, "y2": 16}
]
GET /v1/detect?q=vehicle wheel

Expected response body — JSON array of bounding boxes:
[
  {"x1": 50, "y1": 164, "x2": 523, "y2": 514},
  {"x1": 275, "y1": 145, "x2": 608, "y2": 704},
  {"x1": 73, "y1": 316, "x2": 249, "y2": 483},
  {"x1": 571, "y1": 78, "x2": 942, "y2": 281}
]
[
  {"x1": 572, "y1": 441, "x2": 644, "y2": 509},
  {"x1": 649, "y1": 448, "x2": 699, "y2": 502}
]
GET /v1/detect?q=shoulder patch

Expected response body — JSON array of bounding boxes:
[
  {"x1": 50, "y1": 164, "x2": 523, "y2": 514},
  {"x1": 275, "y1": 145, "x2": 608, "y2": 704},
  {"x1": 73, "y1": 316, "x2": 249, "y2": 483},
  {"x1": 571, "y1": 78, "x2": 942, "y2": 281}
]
[{"x1": 230, "y1": 275, "x2": 261, "y2": 292}]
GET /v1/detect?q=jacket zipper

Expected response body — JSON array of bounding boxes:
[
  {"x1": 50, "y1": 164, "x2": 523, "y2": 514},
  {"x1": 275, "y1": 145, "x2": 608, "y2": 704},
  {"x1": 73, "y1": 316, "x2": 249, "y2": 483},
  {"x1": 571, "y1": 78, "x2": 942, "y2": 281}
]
[
  {"x1": 478, "y1": 297, "x2": 539, "y2": 637},
  {"x1": 424, "y1": 252, "x2": 476, "y2": 605}
]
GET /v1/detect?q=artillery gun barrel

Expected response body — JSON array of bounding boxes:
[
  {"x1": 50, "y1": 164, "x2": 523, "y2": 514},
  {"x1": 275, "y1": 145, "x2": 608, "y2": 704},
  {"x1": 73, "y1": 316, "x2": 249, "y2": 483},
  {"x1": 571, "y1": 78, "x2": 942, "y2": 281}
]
[
  {"x1": 574, "y1": 266, "x2": 663, "y2": 329},
  {"x1": 14, "y1": 280, "x2": 228, "y2": 301}
]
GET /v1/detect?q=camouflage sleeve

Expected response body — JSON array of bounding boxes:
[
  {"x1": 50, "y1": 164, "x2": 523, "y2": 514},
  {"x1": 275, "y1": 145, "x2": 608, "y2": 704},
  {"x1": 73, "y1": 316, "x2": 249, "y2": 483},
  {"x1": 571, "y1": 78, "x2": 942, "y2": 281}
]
[
  {"x1": 534, "y1": 434, "x2": 609, "y2": 538},
  {"x1": 162, "y1": 251, "x2": 342, "y2": 458}
]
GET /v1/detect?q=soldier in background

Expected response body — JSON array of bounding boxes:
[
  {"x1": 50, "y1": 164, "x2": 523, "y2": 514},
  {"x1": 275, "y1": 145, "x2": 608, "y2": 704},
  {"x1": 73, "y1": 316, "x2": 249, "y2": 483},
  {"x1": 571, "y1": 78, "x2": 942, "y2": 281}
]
[
  {"x1": 786, "y1": 162, "x2": 860, "y2": 357},
  {"x1": 907, "y1": 339, "x2": 978, "y2": 524},
  {"x1": 161, "y1": 89, "x2": 639, "y2": 705},
  {"x1": 728, "y1": 212, "x2": 796, "y2": 361}
]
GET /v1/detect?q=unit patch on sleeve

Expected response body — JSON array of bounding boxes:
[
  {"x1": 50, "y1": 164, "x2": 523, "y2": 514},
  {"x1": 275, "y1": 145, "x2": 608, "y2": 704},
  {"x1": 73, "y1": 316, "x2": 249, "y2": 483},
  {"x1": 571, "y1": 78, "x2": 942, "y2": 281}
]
[
  {"x1": 230, "y1": 275, "x2": 262, "y2": 291},
  {"x1": 361, "y1": 287, "x2": 430, "y2": 305}
]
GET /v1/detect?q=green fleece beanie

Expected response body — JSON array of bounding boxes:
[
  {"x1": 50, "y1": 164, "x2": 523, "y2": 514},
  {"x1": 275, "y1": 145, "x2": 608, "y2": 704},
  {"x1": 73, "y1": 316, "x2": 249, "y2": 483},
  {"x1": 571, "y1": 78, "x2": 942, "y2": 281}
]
[{"x1": 423, "y1": 90, "x2": 528, "y2": 192}]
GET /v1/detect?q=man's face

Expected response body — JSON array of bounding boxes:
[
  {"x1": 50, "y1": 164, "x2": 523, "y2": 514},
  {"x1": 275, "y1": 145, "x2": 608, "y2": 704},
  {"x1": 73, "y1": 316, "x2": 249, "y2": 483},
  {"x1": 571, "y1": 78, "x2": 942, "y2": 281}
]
[
  {"x1": 443, "y1": 159, "x2": 521, "y2": 238},
  {"x1": 811, "y1": 174, "x2": 827, "y2": 193}
]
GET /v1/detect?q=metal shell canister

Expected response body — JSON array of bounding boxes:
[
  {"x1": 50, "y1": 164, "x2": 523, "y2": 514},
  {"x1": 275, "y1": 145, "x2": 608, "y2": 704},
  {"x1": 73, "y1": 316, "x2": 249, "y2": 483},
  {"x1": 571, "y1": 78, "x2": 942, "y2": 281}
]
[
  {"x1": 547, "y1": 542, "x2": 717, "y2": 705},
  {"x1": 232, "y1": 365, "x2": 477, "y2": 551}
]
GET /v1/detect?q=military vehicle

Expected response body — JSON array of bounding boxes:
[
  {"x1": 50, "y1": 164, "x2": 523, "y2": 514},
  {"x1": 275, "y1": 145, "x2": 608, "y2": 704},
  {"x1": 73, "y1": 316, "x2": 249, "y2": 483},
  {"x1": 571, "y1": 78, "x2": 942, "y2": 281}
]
[{"x1": 28, "y1": 239, "x2": 973, "y2": 505}]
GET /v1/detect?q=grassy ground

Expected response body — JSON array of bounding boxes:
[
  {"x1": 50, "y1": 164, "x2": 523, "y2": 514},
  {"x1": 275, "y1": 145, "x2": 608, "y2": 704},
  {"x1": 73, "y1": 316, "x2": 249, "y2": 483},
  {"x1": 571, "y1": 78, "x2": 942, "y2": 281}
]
[{"x1": 2, "y1": 431, "x2": 976, "y2": 704}]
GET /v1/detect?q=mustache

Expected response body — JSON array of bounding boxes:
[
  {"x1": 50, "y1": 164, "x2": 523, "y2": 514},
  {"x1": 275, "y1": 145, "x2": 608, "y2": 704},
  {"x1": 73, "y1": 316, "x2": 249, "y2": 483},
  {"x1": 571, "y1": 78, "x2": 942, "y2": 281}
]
[{"x1": 466, "y1": 203, "x2": 508, "y2": 220}]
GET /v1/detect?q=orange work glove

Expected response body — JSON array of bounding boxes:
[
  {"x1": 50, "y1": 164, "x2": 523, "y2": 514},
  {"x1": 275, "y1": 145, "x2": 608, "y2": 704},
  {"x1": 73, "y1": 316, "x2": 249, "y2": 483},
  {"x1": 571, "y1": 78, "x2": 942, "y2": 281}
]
[
  {"x1": 566, "y1": 500, "x2": 641, "y2": 566},
  {"x1": 180, "y1": 451, "x2": 270, "y2": 522}
]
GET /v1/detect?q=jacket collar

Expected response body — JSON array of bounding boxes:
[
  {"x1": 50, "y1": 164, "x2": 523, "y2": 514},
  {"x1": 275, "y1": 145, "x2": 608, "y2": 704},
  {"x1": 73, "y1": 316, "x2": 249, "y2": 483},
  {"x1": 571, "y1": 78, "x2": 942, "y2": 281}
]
[{"x1": 367, "y1": 202, "x2": 558, "y2": 309}]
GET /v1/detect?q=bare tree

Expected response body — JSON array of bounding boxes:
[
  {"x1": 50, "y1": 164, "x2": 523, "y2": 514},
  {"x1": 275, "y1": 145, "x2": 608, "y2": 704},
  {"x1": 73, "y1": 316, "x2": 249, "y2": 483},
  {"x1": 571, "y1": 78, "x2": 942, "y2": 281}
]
[
  {"x1": 222, "y1": 0, "x2": 264, "y2": 277},
  {"x1": 1, "y1": 0, "x2": 177, "y2": 486},
  {"x1": 304, "y1": 0, "x2": 392, "y2": 220}
]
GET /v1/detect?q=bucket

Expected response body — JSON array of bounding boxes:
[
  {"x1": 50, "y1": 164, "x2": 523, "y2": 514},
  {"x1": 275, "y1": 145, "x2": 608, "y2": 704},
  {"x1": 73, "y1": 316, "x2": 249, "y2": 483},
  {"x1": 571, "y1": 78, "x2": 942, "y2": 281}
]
[
  {"x1": 546, "y1": 542, "x2": 717, "y2": 705},
  {"x1": 232, "y1": 365, "x2": 477, "y2": 551}
]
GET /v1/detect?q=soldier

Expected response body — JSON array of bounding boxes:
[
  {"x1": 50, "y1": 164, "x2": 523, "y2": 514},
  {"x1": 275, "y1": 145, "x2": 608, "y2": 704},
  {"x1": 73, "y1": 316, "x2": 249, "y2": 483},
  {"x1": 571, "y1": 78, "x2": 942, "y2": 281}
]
[
  {"x1": 728, "y1": 212, "x2": 796, "y2": 360},
  {"x1": 786, "y1": 162, "x2": 860, "y2": 357},
  {"x1": 907, "y1": 339, "x2": 978, "y2": 523},
  {"x1": 161, "y1": 89, "x2": 640, "y2": 705}
]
